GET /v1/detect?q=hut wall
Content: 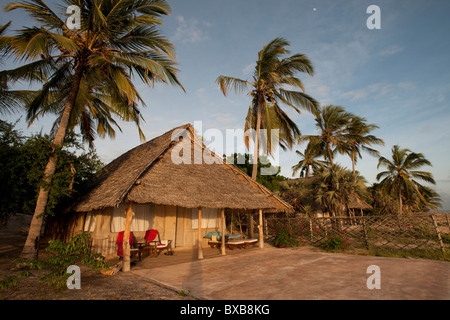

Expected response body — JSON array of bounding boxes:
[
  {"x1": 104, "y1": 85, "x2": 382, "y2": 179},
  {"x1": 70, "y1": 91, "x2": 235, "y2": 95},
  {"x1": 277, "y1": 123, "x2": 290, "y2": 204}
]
[
  {"x1": 74, "y1": 204, "x2": 222, "y2": 256},
  {"x1": 175, "y1": 207, "x2": 222, "y2": 248}
]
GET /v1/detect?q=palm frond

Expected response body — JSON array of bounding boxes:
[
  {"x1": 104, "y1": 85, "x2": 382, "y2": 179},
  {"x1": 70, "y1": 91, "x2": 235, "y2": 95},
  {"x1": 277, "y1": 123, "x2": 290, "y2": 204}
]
[{"x1": 215, "y1": 75, "x2": 250, "y2": 96}]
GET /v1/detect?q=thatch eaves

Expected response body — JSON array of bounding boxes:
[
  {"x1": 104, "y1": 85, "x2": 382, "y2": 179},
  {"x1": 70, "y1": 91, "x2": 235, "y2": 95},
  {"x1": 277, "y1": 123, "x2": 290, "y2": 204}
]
[{"x1": 348, "y1": 194, "x2": 372, "y2": 210}]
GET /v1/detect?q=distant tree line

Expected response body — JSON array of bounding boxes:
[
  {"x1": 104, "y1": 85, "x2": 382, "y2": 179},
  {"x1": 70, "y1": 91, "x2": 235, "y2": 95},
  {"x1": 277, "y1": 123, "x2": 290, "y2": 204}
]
[{"x1": 224, "y1": 153, "x2": 288, "y2": 192}]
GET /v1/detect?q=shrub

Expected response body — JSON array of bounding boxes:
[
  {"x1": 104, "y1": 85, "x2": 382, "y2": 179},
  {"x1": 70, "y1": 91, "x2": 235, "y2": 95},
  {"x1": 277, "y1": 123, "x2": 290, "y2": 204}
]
[
  {"x1": 0, "y1": 276, "x2": 19, "y2": 290},
  {"x1": 18, "y1": 232, "x2": 109, "y2": 289},
  {"x1": 321, "y1": 234, "x2": 351, "y2": 252},
  {"x1": 273, "y1": 229, "x2": 299, "y2": 248}
]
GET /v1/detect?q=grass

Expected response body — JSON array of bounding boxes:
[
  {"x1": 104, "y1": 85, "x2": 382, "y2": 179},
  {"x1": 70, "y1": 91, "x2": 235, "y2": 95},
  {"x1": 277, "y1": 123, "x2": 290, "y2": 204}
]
[
  {"x1": 365, "y1": 247, "x2": 450, "y2": 261},
  {"x1": 178, "y1": 290, "x2": 190, "y2": 297}
]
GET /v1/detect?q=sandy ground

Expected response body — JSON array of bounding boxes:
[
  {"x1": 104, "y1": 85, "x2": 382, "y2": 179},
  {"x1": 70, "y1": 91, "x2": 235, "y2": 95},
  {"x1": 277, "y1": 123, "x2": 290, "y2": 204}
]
[
  {"x1": 2, "y1": 215, "x2": 448, "y2": 301},
  {"x1": 0, "y1": 215, "x2": 195, "y2": 300},
  {"x1": 133, "y1": 246, "x2": 449, "y2": 300}
]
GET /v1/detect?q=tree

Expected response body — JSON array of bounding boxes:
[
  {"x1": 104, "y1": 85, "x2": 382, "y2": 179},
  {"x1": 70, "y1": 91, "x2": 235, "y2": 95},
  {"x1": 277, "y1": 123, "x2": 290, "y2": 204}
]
[
  {"x1": 0, "y1": 119, "x2": 102, "y2": 225},
  {"x1": 337, "y1": 115, "x2": 384, "y2": 174},
  {"x1": 0, "y1": 22, "x2": 34, "y2": 115},
  {"x1": 278, "y1": 178, "x2": 317, "y2": 216},
  {"x1": 300, "y1": 105, "x2": 353, "y2": 166},
  {"x1": 313, "y1": 164, "x2": 368, "y2": 217},
  {"x1": 1, "y1": 0, "x2": 183, "y2": 260},
  {"x1": 368, "y1": 183, "x2": 398, "y2": 215},
  {"x1": 224, "y1": 153, "x2": 287, "y2": 192},
  {"x1": 216, "y1": 37, "x2": 319, "y2": 180},
  {"x1": 291, "y1": 142, "x2": 326, "y2": 177},
  {"x1": 376, "y1": 145, "x2": 439, "y2": 214}
]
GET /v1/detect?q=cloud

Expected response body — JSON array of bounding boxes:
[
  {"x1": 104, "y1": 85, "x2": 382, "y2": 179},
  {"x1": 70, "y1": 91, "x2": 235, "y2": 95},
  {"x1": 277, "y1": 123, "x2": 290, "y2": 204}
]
[
  {"x1": 341, "y1": 82, "x2": 415, "y2": 102},
  {"x1": 380, "y1": 45, "x2": 404, "y2": 56},
  {"x1": 242, "y1": 63, "x2": 255, "y2": 76},
  {"x1": 173, "y1": 15, "x2": 211, "y2": 43}
]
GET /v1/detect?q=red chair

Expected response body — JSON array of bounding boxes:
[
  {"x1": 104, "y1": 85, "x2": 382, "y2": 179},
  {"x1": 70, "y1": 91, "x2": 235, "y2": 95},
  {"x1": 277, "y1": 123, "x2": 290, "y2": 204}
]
[
  {"x1": 116, "y1": 231, "x2": 138, "y2": 259},
  {"x1": 144, "y1": 229, "x2": 172, "y2": 256}
]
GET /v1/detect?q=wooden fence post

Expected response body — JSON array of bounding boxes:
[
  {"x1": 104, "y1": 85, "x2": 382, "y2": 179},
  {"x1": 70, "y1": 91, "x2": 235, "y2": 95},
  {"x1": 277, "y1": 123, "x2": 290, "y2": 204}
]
[
  {"x1": 431, "y1": 214, "x2": 445, "y2": 253},
  {"x1": 264, "y1": 217, "x2": 268, "y2": 238},
  {"x1": 361, "y1": 216, "x2": 370, "y2": 250}
]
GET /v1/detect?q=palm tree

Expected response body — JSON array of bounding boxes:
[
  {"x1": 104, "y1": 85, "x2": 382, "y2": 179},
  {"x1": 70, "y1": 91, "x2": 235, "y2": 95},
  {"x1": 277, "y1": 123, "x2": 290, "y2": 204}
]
[
  {"x1": 411, "y1": 185, "x2": 441, "y2": 212},
  {"x1": 300, "y1": 105, "x2": 353, "y2": 166},
  {"x1": 216, "y1": 37, "x2": 319, "y2": 179},
  {"x1": 292, "y1": 142, "x2": 326, "y2": 177},
  {"x1": 0, "y1": 22, "x2": 35, "y2": 115},
  {"x1": 313, "y1": 164, "x2": 368, "y2": 217},
  {"x1": 337, "y1": 115, "x2": 384, "y2": 174},
  {"x1": 1, "y1": 0, "x2": 183, "y2": 260},
  {"x1": 376, "y1": 145, "x2": 437, "y2": 214}
]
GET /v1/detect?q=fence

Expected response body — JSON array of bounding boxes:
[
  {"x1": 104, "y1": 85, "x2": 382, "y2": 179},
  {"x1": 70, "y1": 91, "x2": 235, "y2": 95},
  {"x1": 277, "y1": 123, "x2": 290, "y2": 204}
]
[{"x1": 265, "y1": 212, "x2": 450, "y2": 253}]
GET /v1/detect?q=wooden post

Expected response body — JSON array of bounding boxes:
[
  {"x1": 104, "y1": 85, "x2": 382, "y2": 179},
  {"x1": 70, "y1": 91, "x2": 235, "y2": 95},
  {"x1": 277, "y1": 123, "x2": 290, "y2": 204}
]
[
  {"x1": 431, "y1": 215, "x2": 445, "y2": 253},
  {"x1": 198, "y1": 207, "x2": 204, "y2": 260},
  {"x1": 221, "y1": 208, "x2": 226, "y2": 255},
  {"x1": 264, "y1": 217, "x2": 268, "y2": 237},
  {"x1": 249, "y1": 213, "x2": 254, "y2": 239},
  {"x1": 258, "y1": 209, "x2": 264, "y2": 249},
  {"x1": 122, "y1": 203, "x2": 134, "y2": 272},
  {"x1": 361, "y1": 216, "x2": 369, "y2": 250}
]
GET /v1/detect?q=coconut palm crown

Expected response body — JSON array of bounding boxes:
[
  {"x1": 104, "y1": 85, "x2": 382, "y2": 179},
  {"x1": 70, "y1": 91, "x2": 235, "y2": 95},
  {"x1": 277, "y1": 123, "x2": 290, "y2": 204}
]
[
  {"x1": 216, "y1": 37, "x2": 319, "y2": 179},
  {"x1": 376, "y1": 145, "x2": 439, "y2": 214},
  {"x1": 292, "y1": 142, "x2": 326, "y2": 177}
]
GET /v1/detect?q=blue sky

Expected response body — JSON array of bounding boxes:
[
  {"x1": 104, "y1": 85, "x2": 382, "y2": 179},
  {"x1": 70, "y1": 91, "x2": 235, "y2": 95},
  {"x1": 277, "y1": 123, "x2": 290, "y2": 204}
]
[{"x1": 1, "y1": 0, "x2": 450, "y2": 209}]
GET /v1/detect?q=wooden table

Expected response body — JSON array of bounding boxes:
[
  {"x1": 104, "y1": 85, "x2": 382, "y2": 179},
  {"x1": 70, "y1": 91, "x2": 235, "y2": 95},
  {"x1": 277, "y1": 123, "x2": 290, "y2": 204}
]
[{"x1": 137, "y1": 242, "x2": 156, "y2": 258}]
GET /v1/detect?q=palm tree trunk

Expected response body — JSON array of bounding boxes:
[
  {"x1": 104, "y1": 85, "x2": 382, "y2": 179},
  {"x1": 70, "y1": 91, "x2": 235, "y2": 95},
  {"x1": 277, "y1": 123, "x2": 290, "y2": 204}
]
[
  {"x1": 249, "y1": 99, "x2": 262, "y2": 237},
  {"x1": 351, "y1": 152, "x2": 356, "y2": 175},
  {"x1": 21, "y1": 63, "x2": 84, "y2": 260},
  {"x1": 398, "y1": 188, "x2": 403, "y2": 215},
  {"x1": 326, "y1": 143, "x2": 334, "y2": 166},
  {"x1": 251, "y1": 99, "x2": 263, "y2": 180}
]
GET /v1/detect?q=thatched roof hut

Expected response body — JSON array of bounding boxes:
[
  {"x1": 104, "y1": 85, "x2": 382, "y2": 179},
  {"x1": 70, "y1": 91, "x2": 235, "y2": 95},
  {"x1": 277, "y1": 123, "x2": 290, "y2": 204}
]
[
  {"x1": 53, "y1": 124, "x2": 292, "y2": 259},
  {"x1": 348, "y1": 194, "x2": 372, "y2": 210},
  {"x1": 72, "y1": 123, "x2": 291, "y2": 213}
]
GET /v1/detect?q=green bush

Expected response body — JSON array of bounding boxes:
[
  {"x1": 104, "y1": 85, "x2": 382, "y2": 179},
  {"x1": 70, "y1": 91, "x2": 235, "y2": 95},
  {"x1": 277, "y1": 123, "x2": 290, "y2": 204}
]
[
  {"x1": 321, "y1": 234, "x2": 351, "y2": 252},
  {"x1": 273, "y1": 229, "x2": 299, "y2": 248},
  {"x1": 17, "y1": 232, "x2": 109, "y2": 289},
  {"x1": 0, "y1": 276, "x2": 19, "y2": 290}
]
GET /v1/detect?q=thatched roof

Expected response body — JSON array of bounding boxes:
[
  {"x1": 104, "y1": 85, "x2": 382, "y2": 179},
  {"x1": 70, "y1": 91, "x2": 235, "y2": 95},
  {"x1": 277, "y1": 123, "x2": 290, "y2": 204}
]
[
  {"x1": 348, "y1": 194, "x2": 372, "y2": 210},
  {"x1": 280, "y1": 176, "x2": 316, "y2": 187},
  {"x1": 71, "y1": 124, "x2": 292, "y2": 213}
]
